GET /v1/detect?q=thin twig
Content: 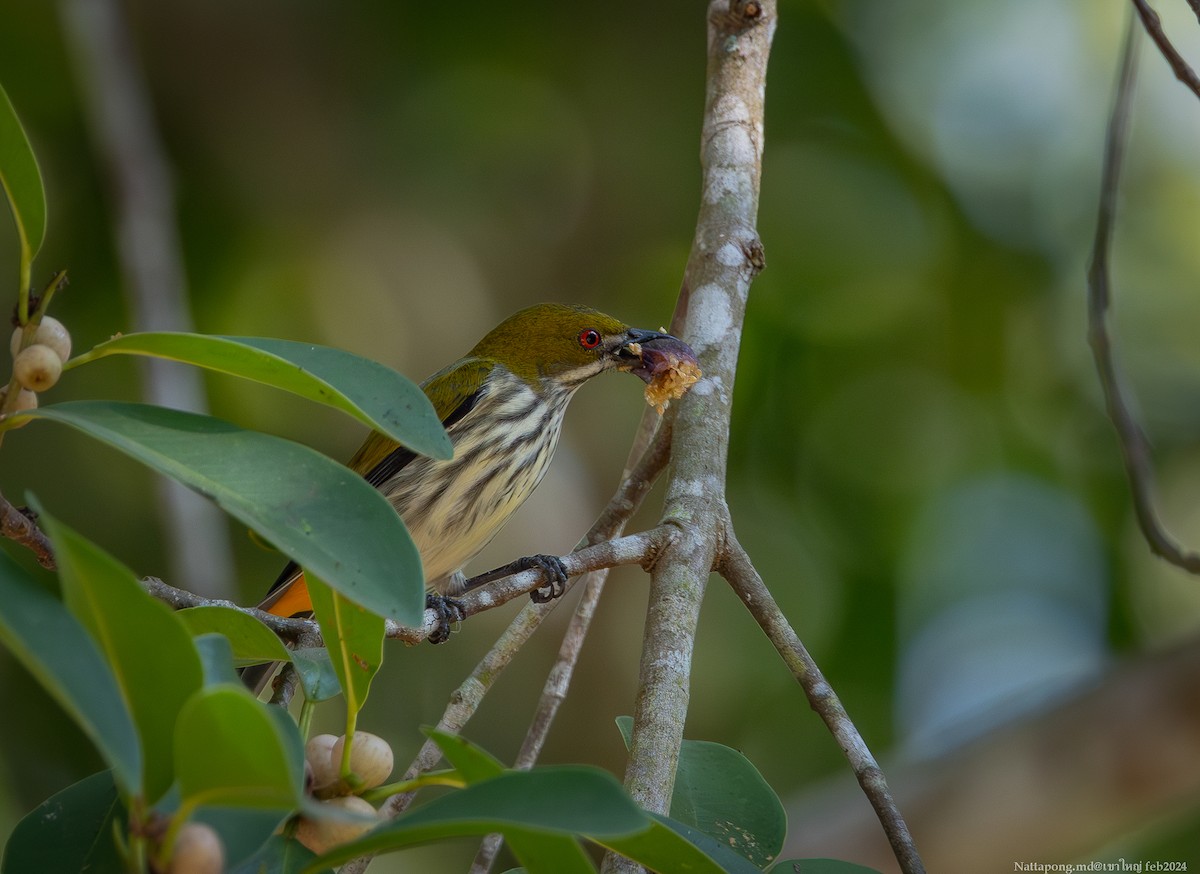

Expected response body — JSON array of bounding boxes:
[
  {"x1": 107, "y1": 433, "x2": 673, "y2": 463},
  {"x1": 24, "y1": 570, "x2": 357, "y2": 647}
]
[
  {"x1": 143, "y1": 531, "x2": 662, "y2": 644},
  {"x1": 340, "y1": 432, "x2": 675, "y2": 874},
  {"x1": 720, "y1": 534, "x2": 926, "y2": 874},
  {"x1": 447, "y1": 531, "x2": 664, "y2": 624},
  {"x1": 1130, "y1": 0, "x2": 1200, "y2": 100},
  {"x1": 0, "y1": 490, "x2": 55, "y2": 569},
  {"x1": 59, "y1": 0, "x2": 236, "y2": 598},
  {"x1": 334, "y1": 602, "x2": 568, "y2": 874},
  {"x1": 1086, "y1": 16, "x2": 1200, "y2": 573},
  {"x1": 468, "y1": 570, "x2": 611, "y2": 874},
  {"x1": 142, "y1": 576, "x2": 320, "y2": 636},
  {"x1": 268, "y1": 631, "x2": 320, "y2": 709},
  {"x1": 470, "y1": 423, "x2": 674, "y2": 873}
]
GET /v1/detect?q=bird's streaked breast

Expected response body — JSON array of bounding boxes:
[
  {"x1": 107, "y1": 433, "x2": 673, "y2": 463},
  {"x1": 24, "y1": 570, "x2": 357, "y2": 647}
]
[{"x1": 379, "y1": 369, "x2": 573, "y2": 590}]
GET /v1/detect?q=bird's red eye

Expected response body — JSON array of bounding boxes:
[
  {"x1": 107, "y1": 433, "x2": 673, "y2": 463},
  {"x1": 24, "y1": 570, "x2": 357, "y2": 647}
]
[{"x1": 578, "y1": 328, "x2": 602, "y2": 349}]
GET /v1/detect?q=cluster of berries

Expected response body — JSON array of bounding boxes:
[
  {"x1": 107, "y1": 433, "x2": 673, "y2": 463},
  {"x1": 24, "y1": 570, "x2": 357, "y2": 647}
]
[
  {"x1": 5, "y1": 315, "x2": 71, "y2": 414},
  {"x1": 296, "y1": 731, "x2": 394, "y2": 854},
  {"x1": 157, "y1": 731, "x2": 394, "y2": 872}
]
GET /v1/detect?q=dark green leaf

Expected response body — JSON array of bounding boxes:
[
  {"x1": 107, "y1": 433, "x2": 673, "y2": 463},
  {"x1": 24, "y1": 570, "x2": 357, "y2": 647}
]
[
  {"x1": 615, "y1": 715, "x2": 633, "y2": 748},
  {"x1": 178, "y1": 605, "x2": 293, "y2": 666},
  {"x1": 772, "y1": 860, "x2": 884, "y2": 874},
  {"x1": 0, "y1": 83, "x2": 46, "y2": 258},
  {"x1": 497, "y1": 830, "x2": 595, "y2": 874},
  {"x1": 307, "y1": 572, "x2": 384, "y2": 718},
  {"x1": 68, "y1": 333, "x2": 452, "y2": 460},
  {"x1": 195, "y1": 634, "x2": 243, "y2": 686},
  {"x1": 175, "y1": 686, "x2": 304, "y2": 810},
  {"x1": 41, "y1": 506, "x2": 204, "y2": 803},
  {"x1": 0, "y1": 550, "x2": 141, "y2": 795},
  {"x1": 424, "y1": 729, "x2": 591, "y2": 873},
  {"x1": 601, "y1": 813, "x2": 763, "y2": 874},
  {"x1": 615, "y1": 715, "x2": 787, "y2": 868},
  {"x1": 7, "y1": 401, "x2": 424, "y2": 624},
  {"x1": 231, "y1": 836, "x2": 332, "y2": 874},
  {"x1": 669, "y1": 738, "x2": 786, "y2": 868},
  {"x1": 194, "y1": 807, "x2": 291, "y2": 870},
  {"x1": 0, "y1": 771, "x2": 123, "y2": 874},
  {"x1": 292, "y1": 647, "x2": 342, "y2": 702},
  {"x1": 425, "y1": 727, "x2": 504, "y2": 783},
  {"x1": 307, "y1": 766, "x2": 649, "y2": 870}
]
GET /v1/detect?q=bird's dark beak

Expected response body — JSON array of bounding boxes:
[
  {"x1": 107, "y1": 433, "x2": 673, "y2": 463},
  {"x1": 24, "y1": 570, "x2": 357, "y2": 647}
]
[{"x1": 616, "y1": 328, "x2": 697, "y2": 385}]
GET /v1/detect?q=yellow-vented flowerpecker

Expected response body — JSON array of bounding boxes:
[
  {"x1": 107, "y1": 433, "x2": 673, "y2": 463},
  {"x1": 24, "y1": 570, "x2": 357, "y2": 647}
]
[{"x1": 255, "y1": 303, "x2": 695, "y2": 644}]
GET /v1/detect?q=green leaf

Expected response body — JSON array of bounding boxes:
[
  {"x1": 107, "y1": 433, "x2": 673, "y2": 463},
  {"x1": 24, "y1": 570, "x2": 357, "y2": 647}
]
[
  {"x1": 68, "y1": 333, "x2": 452, "y2": 460},
  {"x1": 424, "y1": 729, "x2": 593, "y2": 873},
  {"x1": 499, "y1": 832, "x2": 596, "y2": 874},
  {"x1": 194, "y1": 807, "x2": 291, "y2": 870},
  {"x1": 175, "y1": 686, "x2": 304, "y2": 811},
  {"x1": 292, "y1": 647, "x2": 342, "y2": 701},
  {"x1": 41, "y1": 505, "x2": 204, "y2": 804},
  {"x1": 178, "y1": 605, "x2": 294, "y2": 666},
  {"x1": 7, "y1": 401, "x2": 425, "y2": 625},
  {"x1": 307, "y1": 572, "x2": 384, "y2": 719},
  {"x1": 231, "y1": 836, "x2": 332, "y2": 874},
  {"x1": 601, "y1": 814, "x2": 764, "y2": 874},
  {"x1": 195, "y1": 633, "x2": 243, "y2": 686},
  {"x1": 0, "y1": 550, "x2": 142, "y2": 795},
  {"x1": 772, "y1": 861, "x2": 884, "y2": 874},
  {"x1": 0, "y1": 83, "x2": 47, "y2": 260},
  {"x1": 615, "y1": 715, "x2": 634, "y2": 748},
  {"x1": 1, "y1": 771, "x2": 124, "y2": 874},
  {"x1": 615, "y1": 716, "x2": 787, "y2": 868},
  {"x1": 669, "y1": 738, "x2": 786, "y2": 868},
  {"x1": 308, "y1": 766, "x2": 650, "y2": 871},
  {"x1": 425, "y1": 727, "x2": 505, "y2": 783}
]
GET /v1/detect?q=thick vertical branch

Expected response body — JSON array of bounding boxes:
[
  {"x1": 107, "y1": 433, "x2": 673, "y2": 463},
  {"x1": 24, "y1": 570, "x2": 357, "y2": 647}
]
[{"x1": 611, "y1": 0, "x2": 774, "y2": 859}]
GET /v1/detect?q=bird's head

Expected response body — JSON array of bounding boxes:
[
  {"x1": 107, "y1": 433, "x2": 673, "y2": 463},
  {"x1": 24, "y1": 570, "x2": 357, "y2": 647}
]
[{"x1": 472, "y1": 303, "x2": 679, "y2": 390}]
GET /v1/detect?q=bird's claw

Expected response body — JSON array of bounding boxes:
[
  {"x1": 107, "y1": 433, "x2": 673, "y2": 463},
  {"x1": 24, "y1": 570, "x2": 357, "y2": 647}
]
[
  {"x1": 425, "y1": 593, "x2": 466, "y2": 644},
  {"x1": 523, "y1": 554, "x2": 570, "y2": 603},
  {"x1": 455, "y1": 553, "x2": 571, "y2": 603}
]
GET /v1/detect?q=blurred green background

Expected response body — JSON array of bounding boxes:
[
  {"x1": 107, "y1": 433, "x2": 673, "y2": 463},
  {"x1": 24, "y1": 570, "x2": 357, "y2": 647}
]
[{"x1": 3, "y1": 0, "x2": 1200, "y2": 870}]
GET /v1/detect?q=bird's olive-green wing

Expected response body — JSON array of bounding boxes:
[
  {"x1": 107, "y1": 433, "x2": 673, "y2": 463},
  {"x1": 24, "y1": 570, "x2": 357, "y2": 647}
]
[
  {"x1": 261, "y1": 358, "x2": 497, "y2": 602},
  {"x1": 349, "y1": 357, "x2": 496, "y2": 486}
]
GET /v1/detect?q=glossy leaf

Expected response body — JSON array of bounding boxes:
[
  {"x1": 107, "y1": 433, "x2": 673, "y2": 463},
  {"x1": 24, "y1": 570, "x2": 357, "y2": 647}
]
[
  {"x1": 496, "y1": 831, "x2": 595, "y2": 874},
  {"x1": 668, "y1": 739, "x2": 786, "y2": 867},
  {"x1": 195, "y1": 633, "x2": 244, "y2": 686},
  {"x1": 307, "y1": 766, "x2": 650, "y2": 871},
  {"x1": 601, "y1": 814, "x2": 763, "y2": 874},
  {"x1": 5, "y1": 401, "x2": 424, "y2": 624},
  {"x1": 425, "y1": 727, "x2": 505, "y2": 783},
  {"x1": 0, "y1": 770, "x2": 122, "y2": 874},
  {"x1": 42, "y1": 506, "x2": 204, "y2": 803},
  {"x1": 175, "y1": 686, "x2": 304, "y2": 810},
  {"x1": 425, "y1": 729, "x2": 588, "y2": 870},
  {"x1": 773, "y1": 861, "x2": 884, "y2": 874},
  {"x1": 0, "y1": 550, "x2": 141, "y2": 795},
  {"x1": 231, "y1": 835, "x2": 332, "y2": 874},
  {"x1": 178, "y1": 605, "x2": 294, "y2": 666},
  {"x1": 307, "y1": 572, "x2": 384, "y2": 719},
  {"x1": 616, "y1": 715, "x2": 786, "y2": 868},
  {"x1": 67, "y1": 333, "x2": 452, "y2": 460},
  {"x1": 194, "y1": 807, "x2": 292, "y2": 871},
  {"x1": 292, "y1": 646, "x2": 342, "y2": 701},
  {"x1": 0, "y1": 83, "x2": 46, "y2": 259}
]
